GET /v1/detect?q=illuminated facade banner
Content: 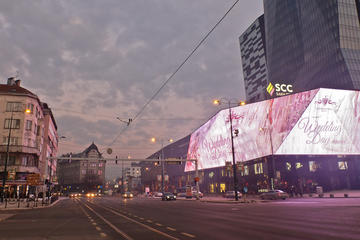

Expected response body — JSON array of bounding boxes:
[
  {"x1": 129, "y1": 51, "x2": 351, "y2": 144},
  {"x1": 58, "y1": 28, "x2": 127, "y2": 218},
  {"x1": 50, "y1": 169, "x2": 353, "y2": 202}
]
[{"x1": 186, "y1": 88, "x2": 360, "y2": 172}]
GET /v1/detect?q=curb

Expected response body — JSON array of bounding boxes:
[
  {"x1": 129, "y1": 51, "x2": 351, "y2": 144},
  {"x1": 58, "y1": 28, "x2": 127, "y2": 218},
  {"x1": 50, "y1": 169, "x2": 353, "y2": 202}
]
[{"x1": 0, "y1": 197, "x2": 64, "y2": 211}]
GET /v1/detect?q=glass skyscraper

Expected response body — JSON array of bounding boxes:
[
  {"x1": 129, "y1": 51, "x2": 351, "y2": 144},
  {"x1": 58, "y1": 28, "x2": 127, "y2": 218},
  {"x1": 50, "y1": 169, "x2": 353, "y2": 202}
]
[
  {"x1": 239, "y1": 15, "x2": 268, "y2": 103},
  {"x1": 264, "y1": 0, "x2": 360, "y2": 93}
]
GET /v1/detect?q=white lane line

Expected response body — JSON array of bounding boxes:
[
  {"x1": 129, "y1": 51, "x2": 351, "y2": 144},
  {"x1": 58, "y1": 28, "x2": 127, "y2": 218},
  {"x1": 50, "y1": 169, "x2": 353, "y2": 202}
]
[
  {"x1": 92, "y1": 222, "x2": 97, "y2": 226},
  {"x1": 181, "y1": 232, "x2": 196, "y2": 238},
  {"x1": 100, "y1": 232, "x2": 107, "y2": 238},
  {"x1": 146, "y1": 220, "x2": 153, "y2": 223},
  {"x1": 83, "y1": 203, "x2": 134, "y2": 240},
  {"x1": 140, "y1": 217, "x2": 145, "y2": 220},
  {"x1": 96, "y1": 226, "x2": 102, "y2": 231},
  {"x1": 156, "y1": 223, "x2": 163, "y2": 227},
  {"x1": 99, "y1": 205, "x2": 179, "y2": 240},
  {"x1": 166, "y1": 227, "x2": 176, "y2": 231}
]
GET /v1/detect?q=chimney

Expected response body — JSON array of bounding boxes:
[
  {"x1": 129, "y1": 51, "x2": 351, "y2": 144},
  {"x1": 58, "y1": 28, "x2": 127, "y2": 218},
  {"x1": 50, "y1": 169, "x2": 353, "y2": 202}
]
[
  {"x1": 15, "y1": 79, "x2": 21, "y2": 87},
  {"x1": 7, "y1": 77, "x2": 15, "y2": 85}
]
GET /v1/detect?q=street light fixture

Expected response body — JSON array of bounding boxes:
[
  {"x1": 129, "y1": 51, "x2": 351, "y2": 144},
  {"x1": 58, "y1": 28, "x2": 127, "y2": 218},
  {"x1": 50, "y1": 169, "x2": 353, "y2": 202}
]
[
  {"x1": 1, "y1": 105, "x2": 31, "y2": 203},
  {"x1": 151, "y1": 137, "x2": 173, "y2": 196},
  {"x1": 213, "y1": 98, "x2": 246, "y2": 201}
]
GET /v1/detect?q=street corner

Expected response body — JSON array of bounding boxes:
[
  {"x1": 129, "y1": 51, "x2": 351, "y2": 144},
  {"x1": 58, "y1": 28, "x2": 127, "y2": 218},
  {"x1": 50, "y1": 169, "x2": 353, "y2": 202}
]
[{"x1": 0, "y1": 214, "x2": 14, "y2": 222}]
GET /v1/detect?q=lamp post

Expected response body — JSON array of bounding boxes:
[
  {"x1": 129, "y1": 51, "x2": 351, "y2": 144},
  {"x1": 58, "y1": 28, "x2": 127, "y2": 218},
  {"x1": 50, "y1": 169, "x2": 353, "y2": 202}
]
[
  {"x1": 213, "y1": 98, "x2": 245, "y2": 201},
  {"x1": 1, "y1": 106, "x2": 30, "y2": 203},
  {"x1": 151, "y1": 137, "x2": 173, "y2": 196}
]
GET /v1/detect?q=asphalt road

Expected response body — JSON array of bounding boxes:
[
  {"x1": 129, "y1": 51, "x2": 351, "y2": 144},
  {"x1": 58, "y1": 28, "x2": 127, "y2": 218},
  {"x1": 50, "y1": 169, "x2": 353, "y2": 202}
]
[{"x1": 0, "y1": 197, "x2": 359, "y2": 240}]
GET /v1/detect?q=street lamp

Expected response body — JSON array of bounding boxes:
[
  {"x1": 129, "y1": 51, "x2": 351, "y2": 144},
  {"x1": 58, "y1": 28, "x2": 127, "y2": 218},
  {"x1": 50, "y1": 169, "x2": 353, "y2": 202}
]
[
  {"x1": 151, "y1": 137, "x2": 173, "y2": 196},
  {"x1": 1, "y1": 105, "x2": 30, "y2": 203},
  {"x1": 213, "y1": 98, "x2": 245, "y2": 201}
]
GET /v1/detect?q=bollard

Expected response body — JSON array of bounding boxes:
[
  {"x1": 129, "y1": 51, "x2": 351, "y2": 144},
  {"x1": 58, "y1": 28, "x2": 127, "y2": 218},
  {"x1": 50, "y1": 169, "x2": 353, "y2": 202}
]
[{"x1": 344, "y1": 193, "x2": 349, "y2": 198}]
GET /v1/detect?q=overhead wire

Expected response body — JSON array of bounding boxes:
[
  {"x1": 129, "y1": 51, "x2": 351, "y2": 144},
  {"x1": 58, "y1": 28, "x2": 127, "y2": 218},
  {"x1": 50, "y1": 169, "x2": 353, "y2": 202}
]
[{"x1": 108, "y1": 0, "x2": 240, "y2": 147}]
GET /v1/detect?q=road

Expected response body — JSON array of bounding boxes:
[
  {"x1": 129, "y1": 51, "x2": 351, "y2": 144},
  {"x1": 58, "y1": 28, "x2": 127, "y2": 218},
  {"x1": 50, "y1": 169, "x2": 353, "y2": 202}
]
[{"x1": 0, "y1": 196, "x2": 359, "y2": 240}]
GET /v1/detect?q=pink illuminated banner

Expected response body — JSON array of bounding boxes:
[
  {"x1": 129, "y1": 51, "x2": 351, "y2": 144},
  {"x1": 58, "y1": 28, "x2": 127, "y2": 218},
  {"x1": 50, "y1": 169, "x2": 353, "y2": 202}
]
[{"x1": 186, "y1": 88, "x2": 360, "y2": 172}]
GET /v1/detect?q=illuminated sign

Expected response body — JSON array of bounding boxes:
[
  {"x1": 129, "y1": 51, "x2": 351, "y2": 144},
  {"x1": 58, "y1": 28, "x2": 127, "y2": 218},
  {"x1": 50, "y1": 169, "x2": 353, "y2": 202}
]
[
  {"x1": 186, "y1": 88, "x2": 360, "y2": 172},
  {"x1": 267, "y1": 82, "x2": 293, "y2": 97}
]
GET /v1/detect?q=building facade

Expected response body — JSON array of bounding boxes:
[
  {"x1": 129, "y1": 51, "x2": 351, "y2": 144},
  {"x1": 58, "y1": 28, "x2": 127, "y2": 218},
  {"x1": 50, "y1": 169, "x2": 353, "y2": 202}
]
[
  {"x1": 263, "y1": 0, "x2": 360, "y2": 96},
  {"x1": 239, "y1": 14, "x2": 268, "y2": 103},
  {"x1": 0, "y1": 78, "x2": 58, "y2": 198},
  {"x1": 57, "y1": 143, "x2": 106, "y2": 193}
]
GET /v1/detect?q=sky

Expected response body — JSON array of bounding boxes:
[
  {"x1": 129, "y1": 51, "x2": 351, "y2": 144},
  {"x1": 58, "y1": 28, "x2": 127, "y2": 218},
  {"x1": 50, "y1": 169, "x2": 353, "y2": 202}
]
[{"x1": 0, "y1": 0, "x2": 263, "y2": 163}]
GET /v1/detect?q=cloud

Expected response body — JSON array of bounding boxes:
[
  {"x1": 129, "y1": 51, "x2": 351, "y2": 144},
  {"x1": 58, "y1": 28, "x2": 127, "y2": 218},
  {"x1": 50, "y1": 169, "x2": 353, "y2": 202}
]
[{"x1": 0, "y1": 0, "x2": 263, "y2": 158}]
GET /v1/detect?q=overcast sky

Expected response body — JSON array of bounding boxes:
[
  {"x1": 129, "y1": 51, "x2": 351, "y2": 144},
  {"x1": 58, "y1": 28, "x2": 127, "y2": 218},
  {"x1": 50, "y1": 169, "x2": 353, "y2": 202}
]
[{"x1": 0, "y1": 0, "x2": 263, "y2": 160}]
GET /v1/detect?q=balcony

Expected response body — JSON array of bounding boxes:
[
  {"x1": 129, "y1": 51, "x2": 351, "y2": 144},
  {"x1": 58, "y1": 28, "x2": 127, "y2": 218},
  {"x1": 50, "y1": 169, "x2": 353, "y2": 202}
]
[{"x1": 0, "y1": 145, "x2": 41, "y2": 156}]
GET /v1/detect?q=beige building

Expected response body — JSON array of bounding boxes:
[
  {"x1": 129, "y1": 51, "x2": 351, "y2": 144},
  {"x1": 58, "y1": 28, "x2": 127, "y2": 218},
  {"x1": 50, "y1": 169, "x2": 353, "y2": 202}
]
[
  {"x1": 0, "y1": 77, "x2": 58, "y2": 198},
  {"x1": 58, "y1": 143, "x2": 106, "y2": 193}
]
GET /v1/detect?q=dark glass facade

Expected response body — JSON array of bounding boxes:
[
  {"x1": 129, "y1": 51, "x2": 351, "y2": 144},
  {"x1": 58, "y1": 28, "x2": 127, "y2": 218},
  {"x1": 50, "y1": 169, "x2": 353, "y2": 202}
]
[
  {"x1": 239, "y1": 15, "x2": 268, "y2": 103},
  {"x1": 264, "y1": 0, "x2": 360, "y2": 93}
]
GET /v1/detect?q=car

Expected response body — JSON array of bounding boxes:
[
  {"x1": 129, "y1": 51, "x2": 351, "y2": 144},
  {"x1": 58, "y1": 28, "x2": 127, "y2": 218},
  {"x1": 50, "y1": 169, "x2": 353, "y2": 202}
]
[
  {"x1": 259, "y1": 190, "x2": 289, "y2": 200},
  {"x1": 153, "y1": 192, "x2": 163, "y2": 198},
  {"x1": 122, "y1": 192, "x2": 133, "y2": 198},
  {"x1": 192, "y1": 191, "x2": 204, "y2": 198},
  {"x1": 86, "y1": 193, "x2": 96, "y2": 198},
  {"x1": 69, "y1": 193, "x2": 82, "y2": 198},
  {"x1": 162, "y1": 192, "x2": 176, "y2": 201},
  {"x1": 224, "y1": 191, "x2": 242, "y2": 198}
]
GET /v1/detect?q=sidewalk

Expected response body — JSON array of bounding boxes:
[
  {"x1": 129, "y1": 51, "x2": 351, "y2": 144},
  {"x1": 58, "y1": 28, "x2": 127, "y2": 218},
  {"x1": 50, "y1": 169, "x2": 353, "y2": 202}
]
[
  {"x1": 177, "y1": 194, "x2": 258, "y2": 204},
  {"x1": 0, "y1": 196, "x2": 63, "y2": 211},
  {"x1": 177, "y1": 189, "x2": 360, "y2": 203},
  {"x1": 307, "y1": 189, "x2": 360, "y2": 198}
]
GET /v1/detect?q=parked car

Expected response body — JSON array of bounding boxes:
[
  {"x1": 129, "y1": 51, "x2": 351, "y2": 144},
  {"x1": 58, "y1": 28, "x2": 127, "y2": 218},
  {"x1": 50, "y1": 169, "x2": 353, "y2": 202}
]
[
  {"x1": 259, "y1": 190, "x2": 289, "y2": 200},
  {"x1": 192, "y1": 191, "x2": 204, "y2": 198},
  {"x1": 153, "y1": 192, "x2": 163, "y2": 198},
  {"x1": 162, "y1": 192, "x2": 176, "y2": 201},
  {"x1": 123, "y1": 192, "x2": 133, "y2": 198},
  {"x1": 224, "y1": 191, "x2": 242, "y2": 198}
]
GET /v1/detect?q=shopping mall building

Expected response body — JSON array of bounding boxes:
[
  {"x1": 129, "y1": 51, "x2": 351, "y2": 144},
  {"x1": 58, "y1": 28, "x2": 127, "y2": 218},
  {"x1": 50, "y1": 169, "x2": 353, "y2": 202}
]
[{"x1": 147, "y1": 88, "x2": 360, "y2": 194}]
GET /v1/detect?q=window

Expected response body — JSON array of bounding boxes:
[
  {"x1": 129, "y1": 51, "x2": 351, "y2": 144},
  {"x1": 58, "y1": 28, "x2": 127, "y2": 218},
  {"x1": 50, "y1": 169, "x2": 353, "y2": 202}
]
[
  {"x1": 2, "y1": 137, "x2": 19, "y2": 145},
  {"x1": 6, "y1": 102, "x2": 22, "y2": 112},
  {"x1": 309, "y1": 161, "x2": 318, "y2": 172},
  {"x1": 81, "y1": 170, "x2": 86, "y2": 175},
  {"x1": 26, "y1": 103, "x2": 34, "y2": 113},
  {"x1": 4, "y1": 119, "x2": 20, "y2": 129},
  {"x1": 98, "y1": 170, "x2": 102, "y2": 176},
  {"x1": 22, "y1": 156, "x2": 29, "y2": 166},
  {"x1": 220, "y1": 183, "x2": 226, "y2": 193},
  {"x1": 37, "y1": 126, "x2": 40, "y2": 136},
  {"x1": 254, "y1": 163, "x2": 263, "y2": 175},
  {"x1": 8, "y1": 156, "x2": 16, "y2": 165},
  {"x1": 26, "y1": 120, "x2": 32, "y2": 131},
  {"x1": 338, "y1": 161, "x2": 348, "y2": 170},
  {"x1": 241, "y1": 165, "x2": 249, "y2": 176}
]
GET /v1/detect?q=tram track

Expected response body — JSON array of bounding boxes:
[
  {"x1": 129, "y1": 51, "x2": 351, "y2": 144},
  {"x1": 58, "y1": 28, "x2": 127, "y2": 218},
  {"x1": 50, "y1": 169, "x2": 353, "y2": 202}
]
[{"x1": 76, "y1": 198, "x2": 195, "y2": 240}]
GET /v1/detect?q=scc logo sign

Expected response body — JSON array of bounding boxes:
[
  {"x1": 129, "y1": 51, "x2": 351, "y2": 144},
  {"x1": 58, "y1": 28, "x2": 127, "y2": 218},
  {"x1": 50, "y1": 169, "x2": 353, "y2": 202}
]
[{"x1": 267, "y1": 82, "x2": 293, "y2": 96}]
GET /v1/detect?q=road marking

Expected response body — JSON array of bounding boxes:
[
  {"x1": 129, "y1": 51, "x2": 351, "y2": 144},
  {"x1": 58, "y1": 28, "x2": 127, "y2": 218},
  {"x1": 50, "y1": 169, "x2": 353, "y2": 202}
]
[
  {"x1": 98, "y1": 205, "x2": 179, "y2": 240},
  {"x1": 92, "y1": 222, "x2": 97, "y2": 226},
  {"x1": 146, "y1": 220, "x2": 153, "y2": 223},
  {"x1": 156, "y1": 223, "x2": 163, "y2": 226},
  {"x1": 82, "y1": 203, "x2": 134, "y2": 240},
  {"x1": 166, "y1": 227, "x2": 176, "y2": 231},
  {"x1": 100, "y1": 232, "x2": 107, "y2": 237},
  {"x1": 181, "y1": 232, "x2": 196, "y2": 238},
  {"x1": 140, "y1": 217, "x2": 145, "y2": 220},
  {"x1": 96, "y1": 226, "x2": 102, "y2": 231}
]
